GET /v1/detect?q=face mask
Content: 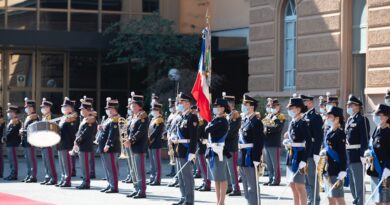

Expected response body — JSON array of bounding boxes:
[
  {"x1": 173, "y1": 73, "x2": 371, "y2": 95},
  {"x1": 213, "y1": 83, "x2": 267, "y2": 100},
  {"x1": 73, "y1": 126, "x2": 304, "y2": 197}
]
[
  {"x1": 177, "y1": 104, "x2": 185, "y2": 112},
  {"x1": 127, "y1": 109, "x2": 132, "y2": 116},
  {"x1": 271, "y1": 108, "x2": 278, "y2": 114},
  {"x1": 325, "y1": 119, "x2": 334, "y2": 127},
  {"x1": 288, "y1": 110, "x2": 296, "y2": 118},
  {"x1": 169, "y1": 108, "x2": 174, "y2": 113},
  {"x1": 266, "y1": 107, "x2": 272, "y2": 113},
  {"x1": 151, "y1": 111, "x2": 159, "y2": 118},
  {"x1": 385, "y1": 99, "x2": 390, "y2": 106},
  {"x1": 6, "y1": 113, "x2": 12, "y2": 119},
  {"x1": 212, "y1": 107, "x2": 218, "y2": 115},
  {"x1": 41, "y1": 108, "x2": 48, "y2": 115},
  {"x1": 241, "y1": 104, "x2": 248, "y2": 114},
  {"x1": 346, "y1": 107, "x2": 354, "y2": 116},
  {"x1": 326, "y1": 105, "x2": 333, "y2": 112},
  {"x1": 319, "y1": 108, "x2": 326, "y2": 114},
  {"x1": 61, "y1": 107, "x2": 67, "y2": 115},
  {"x1": 373, "y1": 115, "x2": 381, "y2": 125},
  {"x1": 105, "y1": 109, "x2": 111, "y2": 117},
  {"x1": 24, "y1": 108, "x2": 29, "y2": 114}
]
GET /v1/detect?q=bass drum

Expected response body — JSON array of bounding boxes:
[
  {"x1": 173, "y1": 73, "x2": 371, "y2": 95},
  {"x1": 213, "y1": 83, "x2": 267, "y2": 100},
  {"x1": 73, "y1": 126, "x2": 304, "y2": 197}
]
[{"x1": 27, "y1": 121, "x2": 60, "y2": 147}]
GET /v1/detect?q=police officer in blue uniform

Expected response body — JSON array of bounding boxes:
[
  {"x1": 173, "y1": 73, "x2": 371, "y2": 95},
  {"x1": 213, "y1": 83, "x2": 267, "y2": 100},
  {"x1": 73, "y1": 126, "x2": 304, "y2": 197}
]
[
  {"x1": 125, "y1": 92, "x2": 148, "y2": 199},
  {"x1": 168, "y1": 96, "x2": 183, "y2": 188},
  {"x1": 345, "y1": 95, "x2": 370, "y2": 205},
  {"x1": 366, "y1": 104, "x2": 390, "y2": 204},
  {"x1": 165, "y1": 98, "x2": 177, "y2": 178},
  {"x1": 97, "y1": 97, "x2": 121, "y2": 194},
  {"x1": 263, "y1": 98, "x2": 285, "y2": 186},
  {"x1": 284, "y1": 97, "x2": 310, "y2": 205},
  {"x1": 238, "y1": 94, "x2": 265, "y2": 205},
  {"x1": 222, "y1": 92, "x2": 242, "y2": 196},
  {"x1": 56, "y1": 97, "x2": 78, "y2": 187},
  {"x1": 148, "y1": 102, "x2": 164, "y2": 186},
  {"x1": 0, "y1": 107, "x2": 4, "y2": 178},
  {"x1": 322, "y1": 106, "x2": 347, "y2": 205},
  {"x1": 21, "y1": 98, "x2": 39, "y2": 183},
  {"x1": 74, "y1": 98, "x2": 97, "y2": 189},
  {"x1": 3, "y1": 103, "x2": 22, "y2": 181},
  {"x1": 172, "y1": 92, "x2": 198, "y2": 205},
  {"x1": 205, "y1": 98, "x2": 230, "y2": 205},
  {"x1": 301, "y1": 94, "x2": 323, "y2": 205}
]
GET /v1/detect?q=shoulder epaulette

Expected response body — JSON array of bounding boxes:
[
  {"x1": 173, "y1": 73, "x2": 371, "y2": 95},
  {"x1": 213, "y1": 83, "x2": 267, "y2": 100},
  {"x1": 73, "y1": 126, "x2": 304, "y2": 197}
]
[
  {"x1": 277, "y1": 113, "x2": 286, "y2": 122},
  {"x1": 155, "y1": 116, "x2": 164, "y2": 125},
  {"x1": 255, "y1": 112, "x2": 261, "y2": 119},
  {"x1": 28, "y1": 114, "x2": 38, "y2": 121},
  {"x1": 138, "y1": 111, "x2": 148, "y2": 120},
  {"x1": 199, "y1": 119, "x2": 204, "y2": 126},
  {"x1": 231, "y1": 110, "x2": 240, "y2": 121},
  {"x1": 11, "y1": 118, "x2": 20, "y2": 125},
  {"x1": 111, "y1": 116, "x2": 120, "y2": 123}
]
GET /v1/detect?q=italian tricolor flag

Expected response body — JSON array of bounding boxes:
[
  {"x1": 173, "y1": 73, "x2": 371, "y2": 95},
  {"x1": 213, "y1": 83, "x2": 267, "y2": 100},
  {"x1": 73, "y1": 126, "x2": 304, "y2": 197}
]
[{"x1": 192, "y1": 27, "x2": 212, "y2": 122}]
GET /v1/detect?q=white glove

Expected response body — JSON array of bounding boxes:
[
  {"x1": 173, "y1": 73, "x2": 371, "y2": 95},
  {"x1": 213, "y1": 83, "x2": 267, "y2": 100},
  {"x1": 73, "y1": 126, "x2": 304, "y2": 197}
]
[
  {"x1": 382, "y1": 168, "x2": 390, "y2": 181},
  {"x1": 360, "y1": 157, "x2": 366, "y2": 165},
  {"x1": 187, "y1": 153, "x2": 196, "y2": 162},
  {"x1": 298, "y1": 161, "x2": 306, "y2": 169},
  {"x1": 313, "y1": 155, "x2": 320, "y2": 166},
  {"x1": 337, "y1": 171, "x2": 347, "y2": 180},
  {"x1": 253, "y1": 161, "x2": 260, "y2": 167}
]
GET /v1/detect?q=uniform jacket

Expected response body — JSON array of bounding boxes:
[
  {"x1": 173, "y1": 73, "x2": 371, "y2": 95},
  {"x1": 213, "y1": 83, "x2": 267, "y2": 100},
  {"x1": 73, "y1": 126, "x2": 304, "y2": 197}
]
[
  {"x1": 197, "y1": 118, "x2": 208, "y2": 155},
  {"x1": 225, "y1": 110, "x2": 241, "y2": 152},
  {"x1": 58, "y1": 113, "x2": 78, "y2": 151},
  {"x1": 148, "y1": 114, "x2": 164, "y2": 149},
  {"x1": 205, "y1": 115, "x2": 230, "y2": 158},
  {"x1": 128, "y1": 111, "x2": 149, "y2": 153},
  {"x1": 21, "y1": 113, "x2": 39, "y2": 147},
  {"x1": 303, "y1": 108, "x2": 324, "y2": 156},
  {"x1": 97, "y1": 116, "x2": 120, "y2": 153},
  {"x1": 367, "y1": 126, "x2": 390, "y2": 178},
  {"x1": 176, "y1": 110, "x2": 198, "y2": 158},
  {"x1": 286, "y1": 117, "x2": 311, "y2": 166},
  {"x1": 345, "y1": 112, "x2": 370, "y2": 163},
  {"x1": 75, "y1": 116, "x2": 97, "y2": 152},
  {"x1": 5, "y1": 118, "x2": 22, "y2": 147},
  {"x1": 264, "y1": 112, "x2": 285, "y2": 147},
  {"x1": 324, "y1": 128, "x2": 347, "y2": 177}
]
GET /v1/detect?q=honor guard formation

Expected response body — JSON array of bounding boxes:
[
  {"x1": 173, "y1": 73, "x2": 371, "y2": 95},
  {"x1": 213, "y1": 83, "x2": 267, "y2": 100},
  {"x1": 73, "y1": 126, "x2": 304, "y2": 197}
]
[{"x1": 0, "y1": 89, "x2": 390, "y2": 205}]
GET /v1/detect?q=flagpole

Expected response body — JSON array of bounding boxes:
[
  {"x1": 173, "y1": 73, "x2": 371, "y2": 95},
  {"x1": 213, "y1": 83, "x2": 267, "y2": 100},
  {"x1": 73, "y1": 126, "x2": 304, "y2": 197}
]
[{"x1": 205, "y1": 7, "x2": 212, "y2": 114}]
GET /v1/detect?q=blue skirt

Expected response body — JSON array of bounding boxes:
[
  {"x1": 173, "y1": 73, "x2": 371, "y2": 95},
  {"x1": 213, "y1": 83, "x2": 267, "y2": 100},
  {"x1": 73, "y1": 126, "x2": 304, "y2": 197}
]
[
  {"x1": 286, "y1": 165, "x2": 305, "y2": 184},
  {"x1": 207, "y1": 156, "x2": 227, "y2": 182},
  {"x1": 324, "y1": 176, "x2": 344, "y2": 198}
]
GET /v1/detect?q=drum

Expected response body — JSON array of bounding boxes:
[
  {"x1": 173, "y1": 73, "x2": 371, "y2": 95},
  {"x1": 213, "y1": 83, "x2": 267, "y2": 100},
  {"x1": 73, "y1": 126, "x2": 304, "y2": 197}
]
[{"x1": 27, "y1": 121, "x2": 60, "y2": 147}]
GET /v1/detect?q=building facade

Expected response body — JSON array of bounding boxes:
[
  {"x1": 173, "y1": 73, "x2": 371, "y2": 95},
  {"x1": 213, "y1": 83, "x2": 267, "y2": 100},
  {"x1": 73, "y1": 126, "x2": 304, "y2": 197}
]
[{"x1": 248, "y1": 0, "x2": 390, "y2": 112}]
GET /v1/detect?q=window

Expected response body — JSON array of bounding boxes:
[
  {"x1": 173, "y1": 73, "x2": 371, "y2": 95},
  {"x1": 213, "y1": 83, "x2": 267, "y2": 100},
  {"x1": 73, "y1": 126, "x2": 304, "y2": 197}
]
[
  {"x1": 352, "y1": 0, "x2": 367, "y2": 54},
  {"x1": 143, "y1": 0, "x2": 159, "y2": 13},
  {"x1": 102, "y1": 0, "x2": 122, "y2": 11},
  {"x1": 71, "y1": 12, "x2": 98, "y2": 32},
  {"x1": 69, "y1": 52, "x2": 98, "y2": 88},
  {"x1": 40, "y1": 0, "x2": 68, "y2": 9},
  {"x1": 40, "y1": 11, "x2": 67, "y2": 31},
  {"x1": 71, "y1": 0, "x2": 98, "y2": 10},
  {"x1": 7, "y1": 10, "x2": 37, "y2": 30},
  {"x1": 283, "y1": 0, "x2": 296, "y2": 90},
  {"x1": 40, "y1": 54, "x2": 65, "y2": 88}
]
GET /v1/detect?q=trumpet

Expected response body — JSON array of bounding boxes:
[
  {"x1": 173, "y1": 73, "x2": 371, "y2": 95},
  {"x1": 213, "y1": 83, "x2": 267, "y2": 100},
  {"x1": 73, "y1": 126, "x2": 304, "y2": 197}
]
[
  {"x1": 93, "y1": 116, "x2": 106, "y2": 145},
  {"x1": 118, "y1": 117, "x2": 129, "y2": 159}
]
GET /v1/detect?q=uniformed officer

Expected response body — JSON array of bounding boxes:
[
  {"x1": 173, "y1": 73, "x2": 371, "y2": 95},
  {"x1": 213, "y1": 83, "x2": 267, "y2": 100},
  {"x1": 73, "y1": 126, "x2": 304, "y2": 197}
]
[
  {"x1": 165, "y1": 98, "x2": 177, "y2": 177},
  {"x1": 0, "y1": 106, "x2": 4, "y2": 178},
  {"x1": 82, "y1": 96, "x2": 96, "y2": 179},
  {"x1": 74, "y1": 98, "x2": 97, "y2": 189},
  {"x1": 366, "y1": 104, "x2": 390, "y2": 204},
  {"x1": 205, "y1": 98, "x2": 230, "y2": 205},
  {"x1": 318, "y1": 96, "x2": 327, "y2": 118},
  {"x1": 2, "y1": 103, "x2": 22, "y2": 180},
  {"x1": 385, "y1": 88, "x2": 390, "y2": 106},
  {"x1": 345, "y1": 95, "x2": 370, "y2": 205},
  {"x1": 148, "y1": 102, "x2": 164, "y2": 186},
  {"x1": 322, "y1": 106, "x2": 347, "y2": 205},
  {"x1": 301, "y1": 94, "x2": 323, "y2": 205},
  {"x1": 263, "y1": 98, "x2": 285, "y2": 186},
  {"x1": 238, "y1": 94, "x2": 265, "y2": 205},
  {"x1": 56, "y1": 97, "x2": 78, "y2": 187},
  {"x1": 20, "y1": 98, "x2": 39, "y2": 183},
  {"x1": 222, "y1": 92, "x2": 241, "y2": 196},
  {"x1": 40, "y1": 98, "x2": 58, "y2": 185},
  {"x1": 167, "y1": 97, "x2": 183, "y2": 188},
  {"x1": 194, "y1": 107, "x2": 211, "y2": 192},
  {"x1": 326, "y1": 93, "x2": 339, "y2": 111},
  {"x1": 125, "y1": 92, "x2": 148, "y2": 199},
  {"x1": 97, "y1": 97, "x2": 121, "y2": 193},
  {"x1": 284, "y1": 97, "x2": 310, "y2": 205},
  {"x1": 172, "y1": 92, "x2": 198, "y2": 205},
  {"x1": 122, "y1": 97, "x2": 134, "y2": 184}
]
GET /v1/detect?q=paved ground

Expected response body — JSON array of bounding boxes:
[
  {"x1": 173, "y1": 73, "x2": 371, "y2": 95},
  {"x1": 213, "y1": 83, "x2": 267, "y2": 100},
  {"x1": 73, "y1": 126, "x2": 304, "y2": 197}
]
[{"x1": 0, "y1": 155, "x2": 375, "y2": 205}]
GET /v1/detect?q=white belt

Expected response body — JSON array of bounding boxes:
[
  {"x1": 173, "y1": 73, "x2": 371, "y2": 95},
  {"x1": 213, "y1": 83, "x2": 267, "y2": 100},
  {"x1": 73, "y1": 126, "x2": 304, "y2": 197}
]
[
  {"x1": 346, "y1": 144, "x2": 361, "y2": 149},
  {"x1": 239, "y1": 143, "x2": 254, "y2": 149},
  {"x1": 177, "y1": 139, "x2": 190, "y2": 143},
  {"x1": 291, "y1": 142, "x2": 305, "y2": 148},
  {"x1": 207, "y1": 142, "x2": 225, "y2": 148}
]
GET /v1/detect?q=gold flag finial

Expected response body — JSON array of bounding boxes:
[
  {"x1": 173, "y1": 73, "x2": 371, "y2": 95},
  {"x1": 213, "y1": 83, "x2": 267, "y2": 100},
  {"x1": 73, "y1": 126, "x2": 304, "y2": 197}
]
[{"x1": 205, "y1": 8, "x2": 210, "y2": 27}]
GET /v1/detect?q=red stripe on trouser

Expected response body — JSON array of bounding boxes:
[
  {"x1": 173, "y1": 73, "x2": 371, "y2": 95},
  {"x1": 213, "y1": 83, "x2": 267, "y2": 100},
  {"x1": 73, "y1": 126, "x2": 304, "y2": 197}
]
[
  {"x1": 109, "y1": 153, "x2": 118, "y2": 191},
  {"x1": 84, "y1": 152, "x2": 90, "y2": 184},
  {"x1": 31, "y1": 147, "x2": 37, "y2": 178},
  {"x1": 276, "y1": 147, "x2": 281, "y2": 181},
  {"x1": 156, "y1": 149, "x2": 161, "y2": 183},
  {"x1": 199, "y1": 154, "x2": 210, "y2": 186},
  {"x1": 90, "y1": 152, "x2": 95, "y2": 173},
  {"x1": 233, "y1": 152, "x2": 240, "y2": 191},
  {"x1": 66, "y1": 152, "x2": 72, "y2": 183},
  {"x1": 47, "y1": 147, "x2": 57, "y2": 181},
  {"x1": 12, "y1": 147, "x2": 18, "y2": 176},
  {"x1": 140, "y1": 153, "x2": 146, "y2": 193}
]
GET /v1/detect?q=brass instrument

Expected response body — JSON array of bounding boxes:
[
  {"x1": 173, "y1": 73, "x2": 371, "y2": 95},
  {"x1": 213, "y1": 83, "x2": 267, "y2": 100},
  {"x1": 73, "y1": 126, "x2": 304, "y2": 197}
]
[
  {"x1": 93, "y1": 116, "x2": 106, "y2": 145},
  {"x1": 318, "y1": 149, "x2": 328, "y2": 192},
  {"x1": 118, "y1": 117, "x2": 129, "y2": 159},
  {"x1": 168, "y1": 142, "x2": 176, "y2": 165},
  {"x1": 262, "y1": 114, "x2": 276, "y2": 127}
]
